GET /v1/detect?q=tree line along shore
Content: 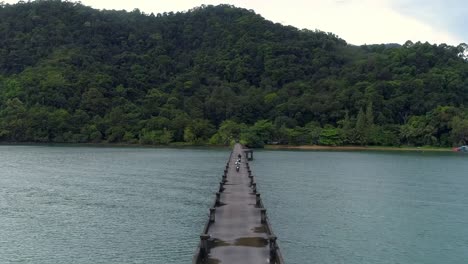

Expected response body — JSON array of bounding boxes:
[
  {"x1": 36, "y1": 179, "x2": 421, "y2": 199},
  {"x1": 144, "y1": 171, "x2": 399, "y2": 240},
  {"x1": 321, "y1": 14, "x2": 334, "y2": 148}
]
[{"x1": 1, "y1": 1, "x2": 468, "y2": 148}]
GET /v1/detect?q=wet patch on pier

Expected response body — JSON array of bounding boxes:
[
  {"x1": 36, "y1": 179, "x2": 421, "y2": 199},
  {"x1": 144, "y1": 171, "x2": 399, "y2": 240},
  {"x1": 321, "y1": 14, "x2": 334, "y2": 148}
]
[
  {"x1": 211, "y1": 238, "x2": 230, "y2": 248},
  {"x1": 205, "y1": 257, "x2": 221, "y2": 264},
  {"x1": 234, "y1": 237, "x2": 268, "y2": 247},
  {"x1": 252, "y1": 225, "x2": 267, "y2": 233}
]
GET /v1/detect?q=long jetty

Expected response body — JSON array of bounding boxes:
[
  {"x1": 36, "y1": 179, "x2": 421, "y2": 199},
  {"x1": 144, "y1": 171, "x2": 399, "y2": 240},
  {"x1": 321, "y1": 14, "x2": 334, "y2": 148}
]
[{"x1": 193, "y1": 143, "x2": 285, "y2": 264}]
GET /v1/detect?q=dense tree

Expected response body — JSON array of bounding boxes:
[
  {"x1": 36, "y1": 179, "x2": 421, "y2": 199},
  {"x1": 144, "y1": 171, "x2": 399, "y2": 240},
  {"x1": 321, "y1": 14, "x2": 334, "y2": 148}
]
[
  {"x1": 355, "y1": 108, "x2": 367, "y2": 145},
  {"x1": 0, "y1": 1, "x2": 467, "y2": 147},
  {"x1": 450, "y1": 117, "x2": 468, "y2": 145},
  {"x1": 319, "y1": 126, "x2": 342, "y2": 146}
]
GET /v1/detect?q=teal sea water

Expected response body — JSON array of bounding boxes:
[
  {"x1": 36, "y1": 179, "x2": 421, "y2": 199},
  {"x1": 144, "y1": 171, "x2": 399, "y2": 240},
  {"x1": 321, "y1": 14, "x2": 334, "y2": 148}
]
[{"x1": 1, "y1": 146, "x2": 468, "y2": 264}]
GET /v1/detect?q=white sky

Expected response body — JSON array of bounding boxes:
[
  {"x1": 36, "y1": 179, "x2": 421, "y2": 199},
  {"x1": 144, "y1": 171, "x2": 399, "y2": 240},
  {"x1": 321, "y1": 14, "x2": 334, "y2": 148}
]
[{"x1": 4, "y1": 0, "x2": 464, "y2": 45}]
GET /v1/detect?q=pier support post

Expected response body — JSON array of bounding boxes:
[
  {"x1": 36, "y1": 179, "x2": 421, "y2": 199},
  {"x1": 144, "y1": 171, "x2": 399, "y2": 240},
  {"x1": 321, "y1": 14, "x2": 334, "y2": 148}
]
[
  {"x1": 219, "y1": 182, "x2": 225, "y2": 192},
  {"x1": 216, "y1": 192, "x2": 221, "y2": 205},
  {"x1": 260, "y1": 208, "x2": 267, "y2": 223},
  {"x1": 268, "y1": 235, "x2": 278, "y2": 258},
  {"x1": 209, "y1": 208, "x2": 216, "y2": 222},
  {"x1": 256, "y1": 193, "x2": 261, "y2": 207},
  {"x1": 200, "y1": 234, "x2": 211, "y2": 257},
  {"x1": 252, "y1": 182, "x2": 257, "y2": 193},
  {"x1": 244, "y1": 149, "x2": 253, "y2": 161}
]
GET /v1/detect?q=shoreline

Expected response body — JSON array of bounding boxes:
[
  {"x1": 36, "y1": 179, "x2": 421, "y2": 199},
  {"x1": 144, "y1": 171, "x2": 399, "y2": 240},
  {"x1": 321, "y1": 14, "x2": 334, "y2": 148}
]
[
  {"x1": 0, "y1": 141, "x2": 230, "y2": 149},
  {"x1": 264, "y1": 145, "x2": 453, "y2": 152},
  {"x1": 0, "y1": 142, "x2": 456, "y2": 152}
]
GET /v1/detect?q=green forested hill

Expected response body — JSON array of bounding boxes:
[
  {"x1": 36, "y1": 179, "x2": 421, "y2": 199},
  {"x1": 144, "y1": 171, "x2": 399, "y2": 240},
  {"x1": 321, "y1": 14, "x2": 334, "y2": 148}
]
[{"x1": 1, "y1": 0, "x2": 468, "y2": 147}]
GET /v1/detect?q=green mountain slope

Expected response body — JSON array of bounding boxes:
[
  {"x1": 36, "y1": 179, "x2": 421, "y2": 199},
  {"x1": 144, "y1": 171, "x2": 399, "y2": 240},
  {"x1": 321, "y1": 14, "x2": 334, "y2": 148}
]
[{"x1": 1, "y1": 0, "x2": 468, "y2": 147}]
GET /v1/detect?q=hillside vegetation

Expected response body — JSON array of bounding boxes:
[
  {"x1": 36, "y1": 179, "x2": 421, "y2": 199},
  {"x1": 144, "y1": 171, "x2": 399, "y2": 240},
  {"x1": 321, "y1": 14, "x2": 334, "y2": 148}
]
[{"x1": 1, "y1": 0, "x2": 468, "y2": 147}]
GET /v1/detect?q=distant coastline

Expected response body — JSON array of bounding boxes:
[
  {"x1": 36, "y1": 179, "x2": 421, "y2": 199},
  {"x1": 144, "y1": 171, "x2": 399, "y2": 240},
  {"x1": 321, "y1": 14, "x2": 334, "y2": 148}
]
[
  {"x1": 0, "y1": 141, "x2": 455, "y2": 152},
  {"x1": 0, "y1": 141, "x2": 230, "y2": 150}
]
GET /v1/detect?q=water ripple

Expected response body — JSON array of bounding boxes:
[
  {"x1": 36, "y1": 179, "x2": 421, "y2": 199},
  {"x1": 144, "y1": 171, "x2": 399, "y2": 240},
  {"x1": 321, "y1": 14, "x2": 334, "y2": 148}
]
[{"x1": 0, "y1": 146, "x2": 228, "y2": 264}]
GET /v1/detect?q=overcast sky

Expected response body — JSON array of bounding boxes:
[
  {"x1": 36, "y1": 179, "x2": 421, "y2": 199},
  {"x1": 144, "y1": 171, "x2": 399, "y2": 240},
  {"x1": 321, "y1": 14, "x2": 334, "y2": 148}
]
[{"x1": 4, "y1": 0, "x2": 466, "y2": 45}]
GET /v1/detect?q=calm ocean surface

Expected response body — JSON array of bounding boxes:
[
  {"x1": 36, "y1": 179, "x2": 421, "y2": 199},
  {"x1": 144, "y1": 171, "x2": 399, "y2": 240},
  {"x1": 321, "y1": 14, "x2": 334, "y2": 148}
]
[{"x1": 1, "y1": 146, "x2": 468, "y2": 264}]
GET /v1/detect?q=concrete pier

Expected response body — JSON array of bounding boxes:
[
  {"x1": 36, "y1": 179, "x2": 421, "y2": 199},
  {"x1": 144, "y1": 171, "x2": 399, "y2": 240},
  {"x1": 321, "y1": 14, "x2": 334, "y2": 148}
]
[{"x1": 193, "y1": 144, "x2": 284, "y2": 264}]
